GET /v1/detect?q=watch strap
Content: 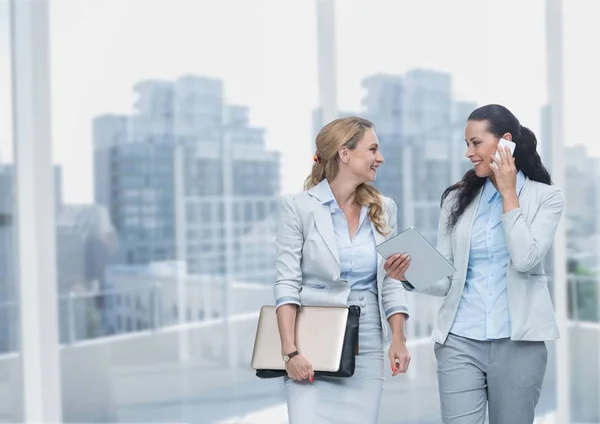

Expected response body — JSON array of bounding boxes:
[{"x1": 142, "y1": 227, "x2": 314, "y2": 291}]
[{"x1": 401, "y1": 280, "x2": 415, "y2": 291}]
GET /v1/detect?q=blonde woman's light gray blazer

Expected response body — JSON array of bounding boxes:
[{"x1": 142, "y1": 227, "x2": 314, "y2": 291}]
[
  {"x1": 274, "y1": 185, "x2": 409, "y2": 341},
  {"x1": 404, "y1": 178, "x2": 564, "y2": 345}
]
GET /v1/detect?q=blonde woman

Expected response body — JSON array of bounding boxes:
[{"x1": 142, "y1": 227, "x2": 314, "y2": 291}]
[{"x1": 274, "y1": 117, "x2": 411, "y2": 423}]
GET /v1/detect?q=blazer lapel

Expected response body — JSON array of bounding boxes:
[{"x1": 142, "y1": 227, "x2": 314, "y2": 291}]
[
  {"x1": 371, "y1": 220, "x2": 385, "y2": 269},
  {"x1": 313, "y1": 203, "x2": 340, "y2": 265}
]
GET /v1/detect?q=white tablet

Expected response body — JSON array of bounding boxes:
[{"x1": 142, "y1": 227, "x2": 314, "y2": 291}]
[{"x1": 376, "y1": 227, "x2": 456, "y2": 291}]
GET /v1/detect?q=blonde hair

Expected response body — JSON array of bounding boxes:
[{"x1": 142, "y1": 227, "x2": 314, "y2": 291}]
[{"x1": 304, "y1": 116, "x2": 390, "y2": 235}]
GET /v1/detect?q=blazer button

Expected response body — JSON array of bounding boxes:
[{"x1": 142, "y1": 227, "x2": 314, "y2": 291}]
[{"x1": 359, "y1": 295, "x2": 364, "y2": 301}]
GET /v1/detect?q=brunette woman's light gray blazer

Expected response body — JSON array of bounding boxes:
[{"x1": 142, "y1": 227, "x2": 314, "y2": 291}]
[
  {"x1": 403, "y1": 178, "x2": 564, "y2": 344},
  {"x1": 273, "y1": 185, "x2": 409, "y2": 341}
]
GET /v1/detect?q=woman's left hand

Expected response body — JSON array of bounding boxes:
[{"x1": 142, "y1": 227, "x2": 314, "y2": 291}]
[
  {"x1": 388, "y1": 339, "x2": 411, "y2": 376},
  {"x1": 490, "y1": 145, "x2": 517, "y2": 197}
]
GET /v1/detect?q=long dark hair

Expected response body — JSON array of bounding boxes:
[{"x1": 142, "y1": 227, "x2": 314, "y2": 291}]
[{"x1": 441, "y1": 104, "x2": 552, "y2": 229}]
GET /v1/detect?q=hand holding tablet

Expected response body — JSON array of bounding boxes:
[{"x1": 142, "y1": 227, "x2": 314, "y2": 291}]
[{"x1": 376, "y1": 227, "x2": 456, "y2": 291}]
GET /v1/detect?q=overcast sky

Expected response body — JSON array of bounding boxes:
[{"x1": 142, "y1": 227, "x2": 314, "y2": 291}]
[{"x1": 0, "y1": 0, "x2": 598, "y2": 203}]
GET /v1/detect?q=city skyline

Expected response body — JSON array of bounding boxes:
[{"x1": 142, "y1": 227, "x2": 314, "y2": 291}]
[
  {"x1": 1, "y1": 0, "x2": 600, "y2": 205},
  {"x1": 1, "y1": 2, "x2": 599, "y2": 422}
]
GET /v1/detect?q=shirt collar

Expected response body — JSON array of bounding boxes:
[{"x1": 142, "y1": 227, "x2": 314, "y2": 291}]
[
  {"x1": 483, "y1": 170, "x2": 526, "y2": 203},
  {"x1": 309, "y1": 178, "x2": 336, "y2": 205},
  {"x1": 309, "y1": 179, "x2": 369, "y2": 221}
]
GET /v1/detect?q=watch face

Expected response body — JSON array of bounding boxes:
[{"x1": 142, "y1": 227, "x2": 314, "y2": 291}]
[{"x1": 282, "y1": 354, "x2": 289, "y2": 362}]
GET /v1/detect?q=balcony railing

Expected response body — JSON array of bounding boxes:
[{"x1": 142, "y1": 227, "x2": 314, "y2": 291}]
[
  {"x1": 0, "y1": 274, "x2": 598, "y2": 423},
  {"x1": 0, "y1": 274, "x2": 598, "y2": 355}
]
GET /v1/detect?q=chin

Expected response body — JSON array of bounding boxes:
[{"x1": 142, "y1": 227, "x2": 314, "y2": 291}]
[
  {"x1": 355, "y1": 169, "x2": 377, "y2": 184},
  {"x1": 366, "y1": 173, "x2": 377, "y2": 182},
  {"x1": 474, "y1": 167, "x2": 492, "y2": 178}
]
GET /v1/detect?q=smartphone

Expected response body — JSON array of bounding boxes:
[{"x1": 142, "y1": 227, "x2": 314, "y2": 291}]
[{"x1": 495, "y1": 138, "x2": 516, "y2": 161}]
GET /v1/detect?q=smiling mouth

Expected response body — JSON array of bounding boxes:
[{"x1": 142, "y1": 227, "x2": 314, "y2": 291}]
[{"x1": 472, "y1": 161, "x2": 482, "y2": 167}]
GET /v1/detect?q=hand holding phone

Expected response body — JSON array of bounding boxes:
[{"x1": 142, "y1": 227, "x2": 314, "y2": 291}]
[
  {"x1": 494, "y1": 138, "x2": 516, "y2": 162},
  {"x1": 490, "y1": 137, "x2": 518, "y2": 196}
]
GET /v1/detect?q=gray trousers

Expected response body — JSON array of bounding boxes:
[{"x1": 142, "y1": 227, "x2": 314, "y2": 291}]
[{"x1": 434, "y1": 333, "x2": 547, "y2": 424}]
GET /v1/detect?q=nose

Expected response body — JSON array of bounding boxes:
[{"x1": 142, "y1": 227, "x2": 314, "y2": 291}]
[
  {"x1": 465, "y1": 145, "x2": 474, "y2": 159},
  {"x1": 377, "y1": 151, "x2": 385, "y2": 163}
]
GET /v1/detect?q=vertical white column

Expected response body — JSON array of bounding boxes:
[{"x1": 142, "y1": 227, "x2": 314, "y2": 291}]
[
  {"x1": 545, "y1": 0, "x2": 571, "y2": 422},
  {"x1": 174, "y1": 144, "x2": 189, "y2": 362},
  {"x1": 316, "y1": 0, "x2": 338, "y2": 125},
  {"x1": 596, "y1": 171, "x2": 600, "y2": 421},
  {"x1": 402, "y1": 145, "x2": 414, "y2": 228},
  {"x1": 222, "y1": 131, "x2": 237, "y2": 368},
  {"x1": 10, "y1": 0, "x2": 63, "y2": 421}
]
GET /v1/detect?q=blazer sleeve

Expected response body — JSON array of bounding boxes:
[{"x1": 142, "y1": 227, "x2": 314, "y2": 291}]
[
  {"x1": 381, "y1": 198, "x2": 410, "y2": 319},
  {"x1": 273, "y1": 195, "x2": 303, "y2": 309},
  {"x1": 500, "y1": 187, "x2": 565, "y2": 273},
  {"x1": 401, "y1": 193, "x2": 453, "y2": 297}
]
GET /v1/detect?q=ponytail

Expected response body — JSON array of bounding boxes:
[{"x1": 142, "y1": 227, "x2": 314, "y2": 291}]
[
  {"x1": 303, "y1": 160, "x2": 326, "y2": 191},
  {"x1": 513, "y1": 125, "x2": 552, "y2": 185}
]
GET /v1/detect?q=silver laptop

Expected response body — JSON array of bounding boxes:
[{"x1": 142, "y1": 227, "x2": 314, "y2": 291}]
[
  {"x1": 251, "y1": 305, "x2": 348, "y2": 372},
  {"x1": 376, "y1": 226, "x2": 456, "y2": 291}
]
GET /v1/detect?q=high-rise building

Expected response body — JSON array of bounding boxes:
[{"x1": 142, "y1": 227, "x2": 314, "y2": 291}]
[
  {"x1": 362, "y1": 69, "x2": 460, "y2": 242},
  {"x1": 361, "y1": 74, "x2": 405, "y2": 229},
  {"x1": 451, "y1": 101, "x2": 478, "y2": 182},
  {"x1": 540, "y1": 106, "x2": 600, "y2": 278},
  {"x1": 55, "y1": 204, "x2": 117, "y2": 340},
  {"x1": 565, "y1": 146, "x2": 599, "y2": 239},
  {"x1": 92, "y1": 75, "x2": 280, "y2": 285}
]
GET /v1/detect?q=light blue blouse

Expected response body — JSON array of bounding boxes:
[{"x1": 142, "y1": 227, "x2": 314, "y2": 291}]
[
  {"x1": 451, "y1": 171, "x2": 526, "y2": 340},
  {"x1": 313, "y1": 179, "x2": 378, "y2": 294}
]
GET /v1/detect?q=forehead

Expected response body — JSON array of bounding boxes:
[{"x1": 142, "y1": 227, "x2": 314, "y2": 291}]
[{"x1": 465, "y1": 120, "x2": 490, "y2": 138}]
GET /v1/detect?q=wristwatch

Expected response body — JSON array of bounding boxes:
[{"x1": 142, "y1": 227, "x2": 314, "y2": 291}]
[
  {"x1": 401, "y1": 280, "x2": 415, "y2": 290},
  {"x1": 282, "y1": 350, "x2": 299, "y2": 362}
]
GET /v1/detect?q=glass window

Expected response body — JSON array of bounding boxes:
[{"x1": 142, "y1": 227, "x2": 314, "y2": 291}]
[
  {"x1": 36, "y1": 0, "x2": 600, "y2": 423},
  {"x1": 561, "y1": 3, "x2": 600, "y2": 419},
  {"x1": 336, "y1": 0, "x2": 567, "y2": 421},
  {"x1": 50, "y1": 2, "x2": 300, "y2": 421},
  {"x1": 0, "y1": 2, "x2": 22, "y2": 420}
]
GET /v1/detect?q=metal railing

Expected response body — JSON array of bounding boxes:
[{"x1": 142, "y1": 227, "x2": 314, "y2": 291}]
[
  {"x1": 0, "y1": 277, "x2": 273, "y2": 353},
  {"x1": 0, "y1": 274, "x2": 598, "y2": 355}
]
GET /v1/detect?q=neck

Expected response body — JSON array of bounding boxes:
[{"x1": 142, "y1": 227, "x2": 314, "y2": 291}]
[
  {"x1": 489, "y1": 174, "x2": 498, "y2": 190},
  {"x1": 328, "y1": 176, "x2": 360, "y2": 208}
]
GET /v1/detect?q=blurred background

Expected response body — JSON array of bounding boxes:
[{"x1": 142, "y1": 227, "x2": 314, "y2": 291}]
[{"x1": 0, "y1": 0, "x2": 599, "y2": 422}]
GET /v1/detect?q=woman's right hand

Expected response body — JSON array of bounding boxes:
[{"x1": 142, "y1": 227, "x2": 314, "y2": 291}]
[
  {"x1": 286, "y1": 353, "x2": 314, "y2": 382},
  {"x1": 384, "y1": 253, "x2": 411, "y2": 281}
]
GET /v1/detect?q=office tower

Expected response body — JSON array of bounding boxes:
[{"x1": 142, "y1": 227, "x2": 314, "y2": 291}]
[{"x1": 93, "y1": 75, "x2": 280, "y2": 284}]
